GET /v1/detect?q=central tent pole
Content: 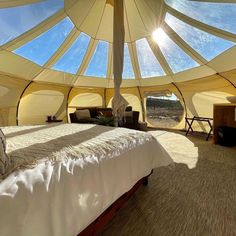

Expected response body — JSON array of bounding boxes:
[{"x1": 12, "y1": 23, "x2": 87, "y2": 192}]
[{"x1": 112, "y1": 0, "x2": 128, "y2": 126}]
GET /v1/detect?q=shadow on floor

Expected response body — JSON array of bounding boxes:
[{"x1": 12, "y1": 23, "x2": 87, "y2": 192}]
[{"x1": 101, "y1": 131, "x2": 236, "y2": 236}]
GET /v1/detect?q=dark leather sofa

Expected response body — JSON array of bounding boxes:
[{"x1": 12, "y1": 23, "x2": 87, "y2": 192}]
[{"x1": 69, "y1": 107, "x2": 140, "y2": 130}]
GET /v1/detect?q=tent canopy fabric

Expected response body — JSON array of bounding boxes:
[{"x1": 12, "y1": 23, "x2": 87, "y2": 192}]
[{"x1": 0, "y1": 0, "x2": 236, "y2": 129}]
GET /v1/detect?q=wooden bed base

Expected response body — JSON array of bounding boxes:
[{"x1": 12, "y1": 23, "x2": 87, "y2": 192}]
[{"x1": 78, "y1": 170, "x2": 153, "y2": 236}]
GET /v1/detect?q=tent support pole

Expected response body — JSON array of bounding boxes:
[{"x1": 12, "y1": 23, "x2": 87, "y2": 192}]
[
  {"x1": 104, "y1": 88, "x2": 107, "y2": 107},
  {"x1": 216, "y1": 73, "x2": 236, "y2": 89},
  {"x1": 16, "y1": 81, "x2": 33, "y2": 126},
  {"x1": 171, "y1": 82, "x2": 188, "y2": 129},
  {"x1": 66, "y1": 86, "x2": 73, "y2": 123},
  {"x1": 137, "y1": 86, "x2": 145, "y2": 122}
]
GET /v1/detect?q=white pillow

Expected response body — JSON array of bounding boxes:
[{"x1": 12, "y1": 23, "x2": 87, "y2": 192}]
[
  {"x1": 0, "y1": 129, "x2": 9, "y2": 176},
  {"x1": 75, "y1": 109, "x2": 91, "y2": 120}
]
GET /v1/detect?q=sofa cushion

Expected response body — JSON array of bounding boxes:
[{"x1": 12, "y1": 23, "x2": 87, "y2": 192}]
[{"x1": 75, "y1": 109, "x2": 91, "y2": 120}]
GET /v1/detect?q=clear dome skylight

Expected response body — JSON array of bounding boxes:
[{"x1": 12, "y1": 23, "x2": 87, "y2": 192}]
[
  {"x1": 0, "y1": 0, "x2": 64, "y2": 46},
  {"x1": 122, "y1": 43, "x2": 135, "y2": 79},
  {"x1": 52, "y1": 33, "x2": 91, "y2": 74},
  {"x1": 136, "y1": 38, "x2": 165, "y2": 78},
  {"x1": 153, "y1": 28, "x2": 199, "y2": 73},
  {"x1": 165, "y1": 13, "x2": 235, "y2": 61},
  {"x1": 84, "y1": 41, "x2": 109, "y2": 78},
  {"x1": 166, "y1": 0, "x2": 236, "y2": 34},
  {"x1": 14, "y1": 17, "x2": 74, "y2": 66},
  {"x1": 1, "y1": 0, "x2": 236, "y2": 82}
]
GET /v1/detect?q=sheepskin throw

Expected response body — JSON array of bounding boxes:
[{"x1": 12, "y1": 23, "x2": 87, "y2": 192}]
[{"x1": 1, "y1": 124, "x2": 156, "y2": 180}]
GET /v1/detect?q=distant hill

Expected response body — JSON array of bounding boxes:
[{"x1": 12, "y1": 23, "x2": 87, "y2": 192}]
[{"x1": 147, "y1": 98, "x2": 183, "y2": 110}]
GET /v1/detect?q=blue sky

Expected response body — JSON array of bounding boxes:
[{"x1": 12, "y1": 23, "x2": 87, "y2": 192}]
[
  {"x1": 165, "y1": 13, "x2": 235, "y2": 61},
  {"x1": 166, "y1": 0, "x2": 236, "y2": 34},
  {"x1": 136, "y1": 38, "x2": 165, "y2": 78},
  {"x1": 0, "y1": 0, "x2": 63, "y2": 46},
  {"x1": 14, "y1": 17, "x2": 74, "y2": 66}
]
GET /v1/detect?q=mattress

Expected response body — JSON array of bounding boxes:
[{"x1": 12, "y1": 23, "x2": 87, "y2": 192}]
[{"x1": 0, "y1": 124, "x2": 172, "y2": 236}]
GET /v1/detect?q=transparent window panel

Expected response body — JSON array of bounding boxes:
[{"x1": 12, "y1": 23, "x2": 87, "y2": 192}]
[
  {"x1": 122, "y1": 44, "x2": 135, "y2": 79},
  {"x1": 165, "y1": 13, "x2": 235, "y2": 61},
  {"x1": 14, "y1": 17, "x2": 74, "y2": 66},
  {"x1": 84, "y1": 41, "x2": 109, "y2": 78},
  {"x1": 0, "y1": 0, "x2": 64, "y2": 46},
  {"x1": 154, "y1": 28, "x2": 199, "y2": 73},
  {"x1": 165, "y1": 0, "x2": 236, "y2": 34},
  {"x1": 52, "y1": 33, "x2": 90, "y2": 74},
  {"x1": 136, "y1": 38, "x2": 165, "y2": 78}
]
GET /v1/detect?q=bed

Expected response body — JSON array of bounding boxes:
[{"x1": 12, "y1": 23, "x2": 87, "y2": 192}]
[{"x1": 0, "y1": 124, "x2": 172, "y2": 236}]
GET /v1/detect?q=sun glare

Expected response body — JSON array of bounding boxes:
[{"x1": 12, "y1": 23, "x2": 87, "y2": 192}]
[{"x1": 152, "y1": 28, "x2": 167, "y2": 46}]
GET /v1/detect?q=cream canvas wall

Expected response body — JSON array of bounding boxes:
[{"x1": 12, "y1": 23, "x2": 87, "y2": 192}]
[{"x1": 1, "y1": 70, "x2": 235, "y2": 131}]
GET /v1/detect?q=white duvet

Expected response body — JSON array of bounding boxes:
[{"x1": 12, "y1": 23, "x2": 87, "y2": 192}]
[{"x1": 0, "y1": 124, "x2": 172, "y2": 236}]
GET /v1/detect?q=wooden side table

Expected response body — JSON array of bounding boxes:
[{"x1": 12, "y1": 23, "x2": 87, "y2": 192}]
[{"x1": 46, "y1": 120, "x2": 63, "y2": 124}]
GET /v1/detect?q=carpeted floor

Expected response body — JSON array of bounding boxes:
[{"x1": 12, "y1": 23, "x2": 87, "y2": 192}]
[{"x1": 100, "y1": 131, "x2": 236, "y2": 236}]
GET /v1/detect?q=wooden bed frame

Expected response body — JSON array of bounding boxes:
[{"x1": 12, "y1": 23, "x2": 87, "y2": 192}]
[{"x1": 78, "y1": 170, "x2": 153, "y2": 236}]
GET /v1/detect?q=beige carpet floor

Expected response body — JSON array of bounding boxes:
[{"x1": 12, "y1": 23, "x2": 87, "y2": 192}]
[{"x1": 100, "y1": 131, "x2": 236, "y2": 236}]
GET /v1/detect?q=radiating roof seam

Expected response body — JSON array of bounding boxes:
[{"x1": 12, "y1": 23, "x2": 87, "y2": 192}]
[
  {"x1": 124, "y1": 1, "x2": 141, "y2": 79},
  {"x1": 64, "y1": 0, "x2": 97, "y2": 31},
  {"x1": 89, "y1": 1, "x2": 107, "y2": 40},
  {"x1": 146, "y1": 36, "x2": 173, "y2": 75},
  {"x1": 124, "y1": 1, "x2": 134, "y2": 43},
  {"x1": 133, "y1": 0, "x2": 149, "y2": 33},
  {"x1": 76, "y1": 39, "x2": 98, "y2": 76},
  {"x1": 63, "y1": 1, "x2": 115, "y2": 43},
  {"x1": 74, "y1": 1, "x2": 108, "y2": 79},
  {"x1": 142, "y1": 0, "x2": 162, "y2": 23},
  {"x1": 106, "y1": 43, "x2": 113, "y2": 80},
  {"x1": 129, "y1": 43, "x2": 142, "y2": 80},
  {"x1": 64, "y1": 0, "x2": 107, "y2": 43},
  {"x1": 158, "y1": 2, "x2": 168, "y2": 27},
  {"x1": 44, "y1": 28, "x2": 80, "y2": 68},
  {"x1": 127, "y1": 43, "x2": 139, "y2": 80}
]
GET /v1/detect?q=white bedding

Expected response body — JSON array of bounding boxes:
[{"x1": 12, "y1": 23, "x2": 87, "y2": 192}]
[{"x1": 0, "y1": 124, "x2": 172, "y2": 236}]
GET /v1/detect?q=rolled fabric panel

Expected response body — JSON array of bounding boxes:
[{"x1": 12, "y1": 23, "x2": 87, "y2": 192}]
[{"x1": 112, "y1": 0, "x2": 128, "y2": 123}]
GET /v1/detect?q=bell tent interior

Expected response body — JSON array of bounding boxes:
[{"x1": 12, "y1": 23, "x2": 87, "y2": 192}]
[{"x1": 0, "y1": 0, "x2": 236, "y2": 236}]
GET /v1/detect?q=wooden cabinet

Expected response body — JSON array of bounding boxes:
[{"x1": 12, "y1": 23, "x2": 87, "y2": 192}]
[{"x1": 213, "y1": 103, "x2": 236, "y2": 144}]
